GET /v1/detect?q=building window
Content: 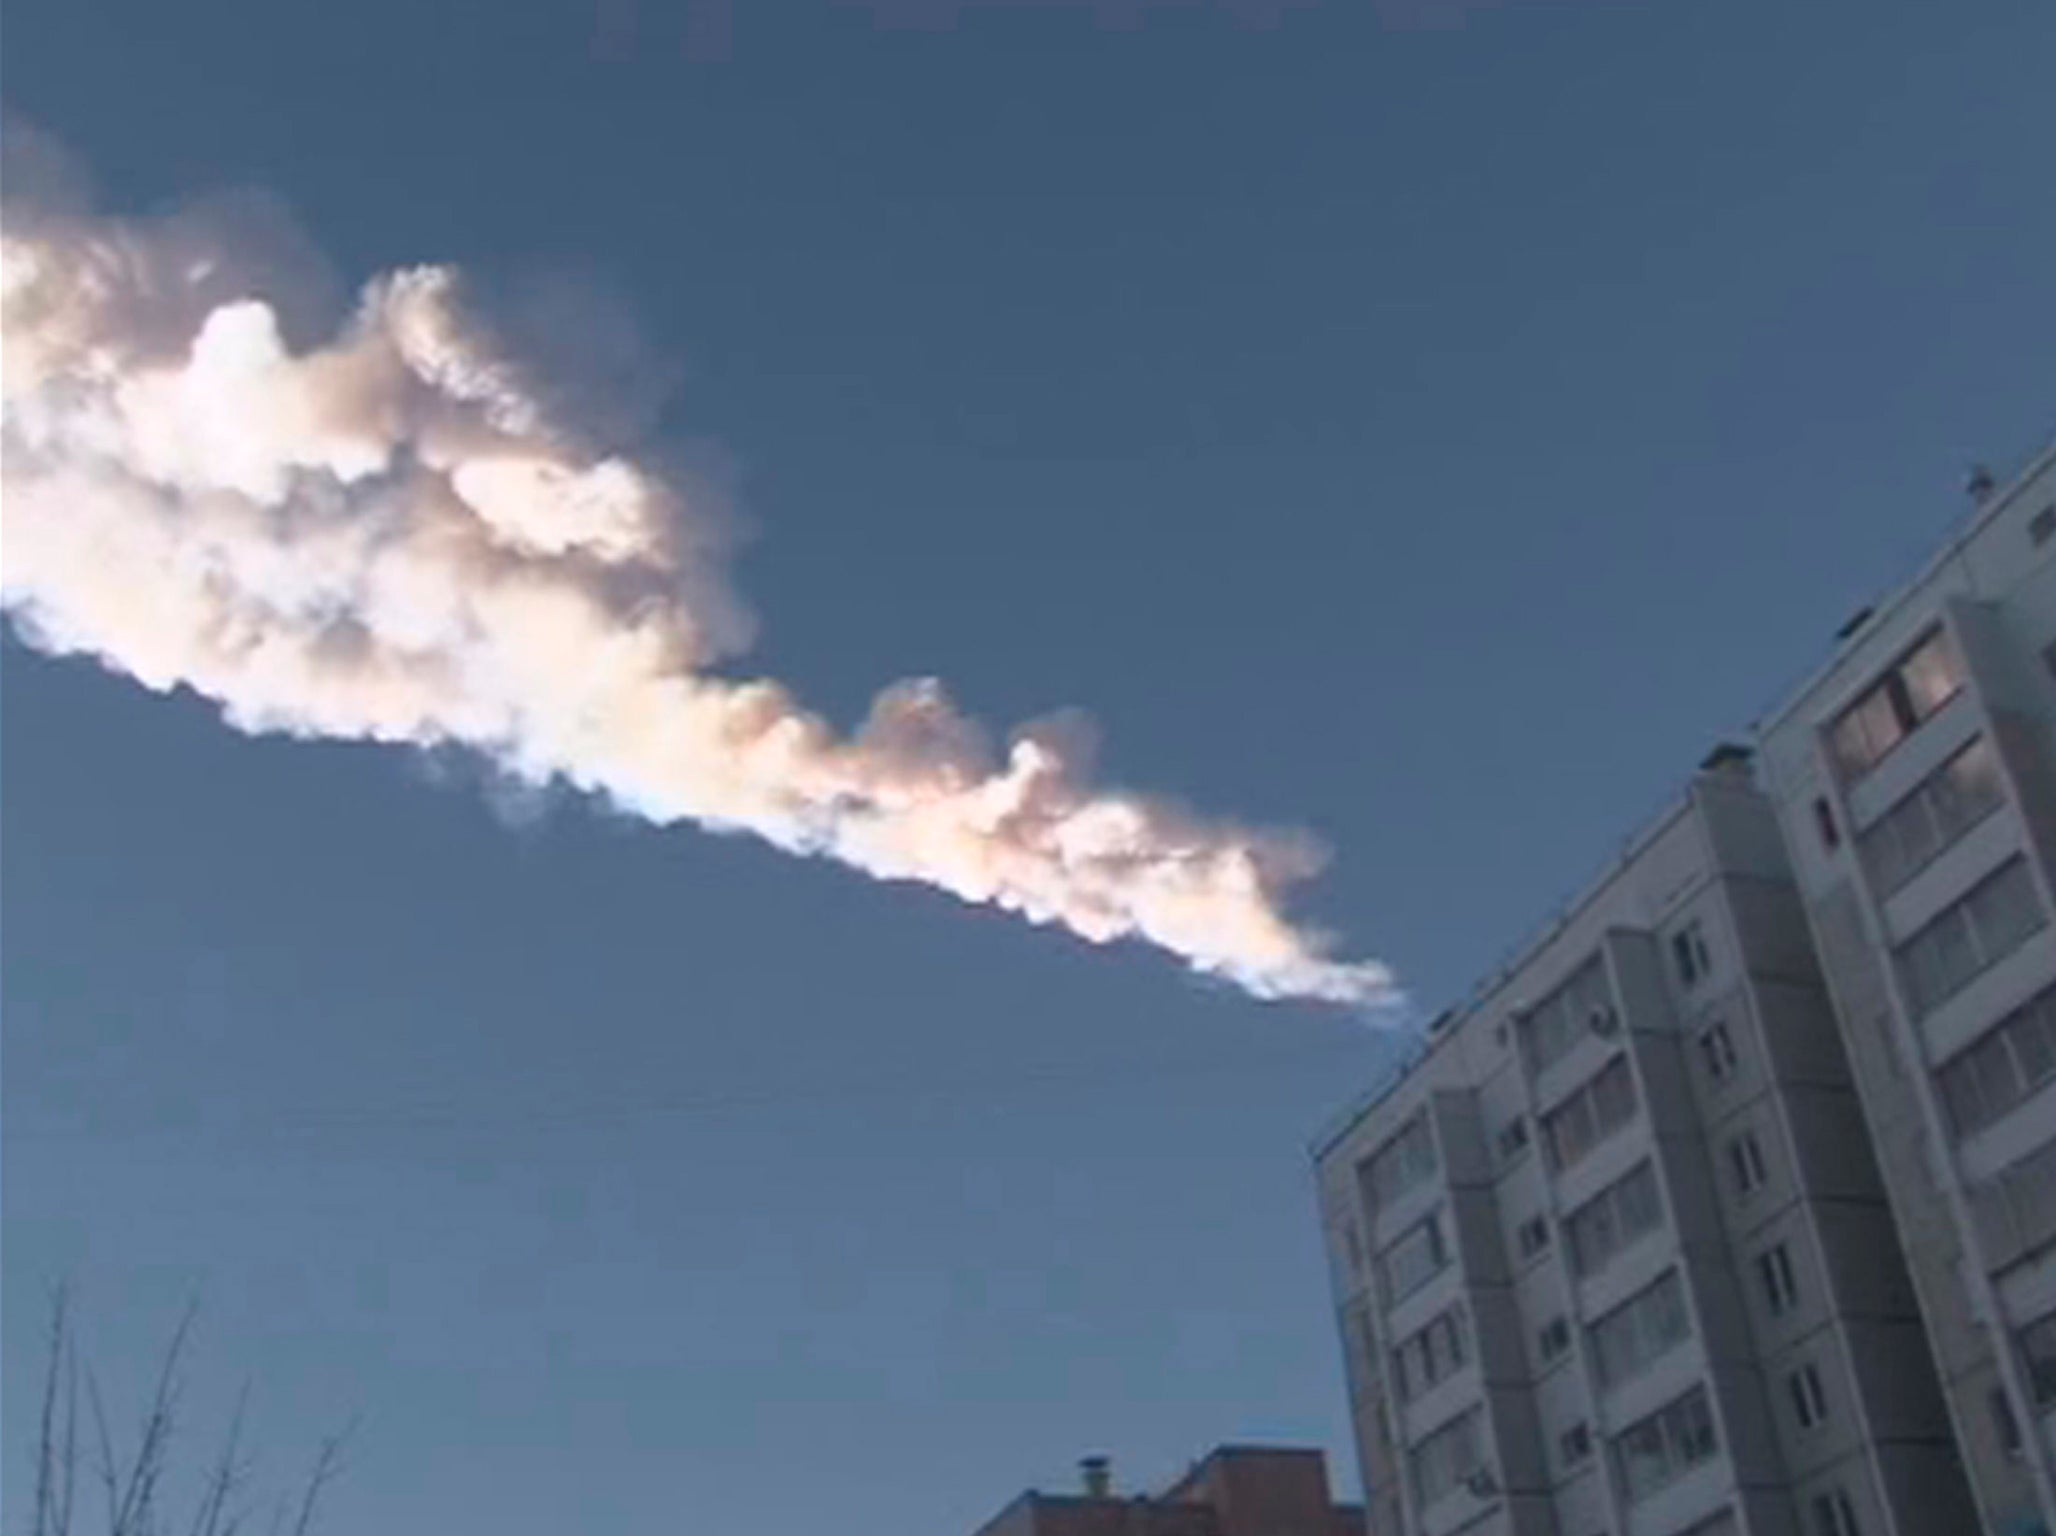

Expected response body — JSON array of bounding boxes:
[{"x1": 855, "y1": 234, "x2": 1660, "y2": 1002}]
[
  {"x1": 1936, "y1": 982, "x2": 2056, "y2": 1138},
  {"x1": 1897, "y1": 858, "x2": 2047, "y2": 1018},
  {"x1": 1728, "y1": 1130, "x2": 1770, "y2": 1197},
  {"x1": 1972, "y1": 1136, "x2": 2056, "y2": 1264},
  {"x1": 1828, "y1": 627, "x2": 1964, "y2": 781},
  {"x1": 1568, "y1": 1161, "x2": 1665, "y2": 1279},
  {"x1": 1379, "y1": 1212, "x2": 1449, "y2": 1304},
  {"x1": 1673, "y1": 921, "x2": 1713, "y2": 990},
  {"x1": 1700, "y1": 1020, "x2": 1739, "y2": 1083},
  {"x1": 1858, "y1": 735, "x2": 2006, "y2": 897},
  {"x1": 1362, "y1": 1112, "x2": 1438, "y2": 1216},
  {"x1": 1560, "y1": 1422, "x2": 1592, "y2": 1465},
  {"x1": 1342, "y1": 1301, "x2": 1376, "y2": 1388},
  {"x1": 1538, "y1": 1315, "x2": 1572, "y2": 1363},
  {"x1": 1813, "y1": 1487, "x2": 1862, "y2": 1536},
  {"x1": 1517, "y1": 1215, "x2": 1553, "y2": 1261},
  {"x1": 1789, "y1": 1363, "x2": 1829, "y2": 1429},
  {"x1": 1542, "y1": 1054, "x2": 1638, "y2": 1173},
  {"x1": 1590, "y1": 1268, "x2": 1692, "y2": 1389},
  {"x1": 1991, "y1": 1387, "x2": 2023, "y2": 1458},
  {"x1": 1519, "y1": 955, "x2": 1616, "y2": 1075},
  {"x1": 1496, "y1": 1115, "x2": 1532, "y2": 1163},
  {"x1": 1410, "y1": 1406, "x2": 1484, "y2": 1510},
  {"x1": 1758, "y1": 1242, "x2": 1800, "y2": 1316},
  {"x1": 1813, "y1": 796, "x2": 1841, "y2": 850},
  {"x1": 2020, "y1": 1309, "x2": 2056, "y2": 1407},
  {"x1": 1392, "y1": 1304, "x2": 1469, "y2": 1403},
  {"x1": 1613, "y1": 1384, "x2": 1718, "y2": 1504},
  {"x1": 2031, "y1": 504, "x2": 2056, "y2": 547}
]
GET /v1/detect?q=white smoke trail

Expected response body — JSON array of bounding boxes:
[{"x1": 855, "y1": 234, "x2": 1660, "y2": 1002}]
[{"x1": 0, "y1": 127, "x2": 1398, "y2": 1010}]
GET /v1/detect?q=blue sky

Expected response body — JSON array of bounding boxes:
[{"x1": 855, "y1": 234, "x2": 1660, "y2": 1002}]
[{"x1": 4, "y1": 2, "x2": 2054, "y2": 1532}]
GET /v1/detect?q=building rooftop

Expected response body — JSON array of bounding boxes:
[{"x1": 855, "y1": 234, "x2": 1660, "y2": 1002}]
[
  {"x1": 1307, "y1": 776, "x2": 1703, "y2": 1160},
  {"x1": 966, "y1": 1445, "x2": 1364, "y2": 1536},
  {"x1": 1756, "y1": 431, "x2": 2056, "y2": 734},
  {"x1": 1311, "y1": 428, "x2": 2056, "y2": 1166}
]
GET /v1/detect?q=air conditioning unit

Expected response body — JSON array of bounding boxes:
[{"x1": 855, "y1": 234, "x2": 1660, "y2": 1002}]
[
  {"x1": 1465, "y1": 1467, "x2": 1500, "y2": 1499},
  {"x1": 1588, "y1": 1005, "x2": 1620, "y2": 1037}
]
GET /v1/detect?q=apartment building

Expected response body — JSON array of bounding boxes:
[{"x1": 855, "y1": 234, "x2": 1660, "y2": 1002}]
[
  {"x1": 1311, "y1": 760, "x2": 1974, "y2": 1536},
  {"x1": 1755, "y1": 443, "x2": 2056, "y2": 1536}
]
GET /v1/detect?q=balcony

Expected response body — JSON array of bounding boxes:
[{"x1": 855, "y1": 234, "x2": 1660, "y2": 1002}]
[
  {"x1": 1842, "y1": 686, "x2": 1983, "y2": 829},
  {"x1": 1877, "y1": 806, "x2": 2028, "y2": 946},
  {"x1": 1920, "y1": 927, "x2": 2056, "y2": 1069}
]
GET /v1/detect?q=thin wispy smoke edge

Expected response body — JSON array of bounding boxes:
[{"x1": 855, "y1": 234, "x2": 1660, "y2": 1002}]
[{"x1": 0, "y1": 125, "x2": 1402, "y2": 1016}]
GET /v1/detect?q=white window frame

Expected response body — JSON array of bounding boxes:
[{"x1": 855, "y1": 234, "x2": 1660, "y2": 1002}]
[
  {"x1": 1410, "y1": 1406, "x2": 1485, "y2": 1511},
  {"x1": 1542, "y1": 1054, "x2": 1638, "y2": 1174},
  {"x1": 1896, "y1": 858, "x2": 2047, "y2": 1019},
  {"x1": 1937, "y1": 982, "x2": 2056, "y2": 1138},
  {"x1": 1392, "y1": 1304, "x2": 1469, "y2": 1404},
  {"x1": 1380, "y1": 1211, "x2": 1449, "y2": 1305},
  {"x1": 1520, "y1": 955, "x2": 1615, "y2": 1075},
  {"x1": 1858, "y1": 734, "x2": 2005, "y2": 896},
  {"x1": 1673, "y1": 920, "x2": 1713, "y2": 990},
  {"x1": 1827, "y1": 627, "x2": 1964, "y2": 782},
  {"x1": 1590, "y1": 1268, "x2": 1692, "y2": 1389},
  {"x1": 1758, "y1": 1242, "x2": 1800, "y2": 1316},
  {"x1": 1729, "y1": 1130, "x2": 1769, "y2": 1197},
  {"x1": 1700, "y1": 1018, "x2": 1739, "y2": 1083},
  {"x1": 1363, "y1": 1112, "x2": 1438, "y2": 1216},
  {"x1": 1568, "y1": 1161, "x2": 1664, "y2": 1280},
  {"x1": 1790, "y1": 1362, "x2": 1829, "y2": 1430},
  {"x1": 1613, "y1": 1384, "x2": 1719, "y2": 1505},
  {"x1": 1812, "y1": 1486, "x2": 1862, "y2": 1536}
]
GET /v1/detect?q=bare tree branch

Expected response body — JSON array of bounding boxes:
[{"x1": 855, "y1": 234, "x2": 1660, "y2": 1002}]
[
  {"x1": 33, "y1": 1285, "x2": 72, "y2": 1536},
  {"x1": 25, "y1": 1295, "x2": 353, "y2": 1536},
  {"x1": 87, "y1": 1369, "x2": 121, "y2": 1536},
  {"x1": 186, "y1": 1384, "x2": 251, "y2": 1536},
  {"x1": 286, "y1": 1418, "x2": 357, "y2": 1536},
  {"x1": 110, "y1": 1299, "x2": 197, "y2": 1536},
  {"x1": 60, "y1": 1335, "x2": 83, "y2": 1536}
]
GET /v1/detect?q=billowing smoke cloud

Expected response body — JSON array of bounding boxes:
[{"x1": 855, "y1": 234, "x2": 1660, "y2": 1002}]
[{"x1": 0, "y1": 127, "x2": 1397, "y2": 1010}]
